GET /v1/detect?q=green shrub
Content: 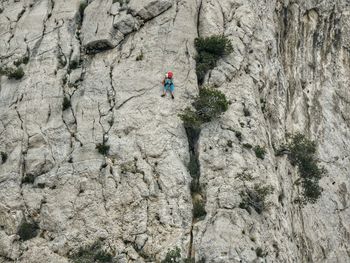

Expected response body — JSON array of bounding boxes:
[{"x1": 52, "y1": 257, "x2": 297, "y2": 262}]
[
  {"x1": 194, "y1": 35, "x2": 233, "y2": 84},
  {"x1": 70, "y1": 241, "x2": 113, "y2": 263},
  {"x1": 235, "y1": 131, "x2": 242, "y2": 141},
  {"x1": 0, "y1": 152, "x2": 8, "y2": 163},
  {"x1": 62, "y1": 96, "x2": 71, "y2": 111},
  {"x1": 227, "y1": 140, "x2": 233, "y2": 148},
  {"x1": 195, "y1": 35, "x2": 233, "y2": 57},
  {"x1": 286, "y1": 133, "x2": 325, "y2": 203},
  {"x1": 193, "y1": 199, "x2": 206, "y2": 219},
  {"x1": 136, "y1": 51, "x2": 144, "y2": 61},
  {"x1": 69, "y1": 60, "x2": 79, "y2": 70},
  {"x1": 243, "y1": 143, "x2": 252, "y2": 149},
  {"x1": 239, "y1": 184, "x2": 273, "y2": 214},
  {"x1": 79, "y1": 0, "x2": 88, "y2": 17},
  {"x1": 179, "y1": 87, "x2": 229, "y2": 128},
  {"x1": 96, "y1": 143, "x2": 110, "y2": 155},
  {"x1": 254, "y1": 145, "x2": 266, "y2": 159},
  {"x1": 14, "y1": 55, "x2": 29, "y2": 66},
  {"x1": 161, "y1": 247, "x2": 181, "y2": 263},
  {"x1": 1, "y1": 66, "x2": 25, "y2": 80},
  {"x1": 18, "y1": 221, "x2": 38, "y2": 241},
  {"x1": 188, "y1": 153, "x2": 200, "y2": 178},
  {"x1": 22, "y1": 174, "x2": 35, "y2": 184},
  {"x1": 256, "y1": 247, "x2": 264, "y2": 258},
  {"x1": 9, "y1": 67, "x2": 24, "y2": 79}
]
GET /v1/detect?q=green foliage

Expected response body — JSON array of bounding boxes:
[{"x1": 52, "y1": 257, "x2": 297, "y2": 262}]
[
  {"x1": 70, "y1": 242, "x2": 113, "y2": 263},
  {"x1": 136, "y1": 51, "x2": 144, "y2": 61},
  {"x1": 188, "y1": 153, "x2": 200, "y2": 179},
  {"x1": 194, "y1": 35, "x2": 233, "y2": 84},
  {"x1": 254, "y1": 145, "x2": 266, "y2": 159},
  {"x1": 69, "y1": 60, "x2": 79, "y2": 70},
  {"x1": 256, "y1": 247, "x2": 264, "y2": 258},
  {"x1": 79, "y1": 0, "x2": 88, "y2": 17},
  {"x1": 193, "y1": 199, "x2": 206, "y2": 219},
  {"x1": 22, "y1": 174, "x2": 35, "y2": 184},
  {"x1": 0, "y1": 152, "x2": 8, "y2": 163},
  {"x1": 161, "y1": 247, "x2": 181, "y2": 263},
  {"x1": 287, "y1": 133, "x2": 324, "y2": 203},
  {"x1": 239, "y1": 184, "x2": 274, "y2": 214},
  {"x1": 243, "y1": 143, "x2": 252, "y2": 149},
  {"x1": 18, "y1": 221, "x2": 38, "y2": 241},
  {"x1": 14, "y1": 55, "x2": 29, "y2": 67},
  {"x1": 62, "y1": 96, "x2": 71, "y2": 111},
  {"x1": 1, "y1": 66, "x2": 25, "y2": 80},
  {"x1": 235, "y1": 131, "x2": 242, "y2": 141},
  {"x1": 179, "y1": 87, "x2": 229, "y2": 128},
  {"x1": 96, "y1": 143, "x2": 110, "y2": 155}
]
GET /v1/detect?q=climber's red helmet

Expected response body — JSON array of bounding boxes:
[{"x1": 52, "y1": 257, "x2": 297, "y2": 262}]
[{"x1": 167, "y1": 71, "x2": 173, "y2": 79}]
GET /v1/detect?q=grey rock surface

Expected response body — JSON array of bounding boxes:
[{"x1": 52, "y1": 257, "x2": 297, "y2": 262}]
[{"x1": 0, "y1": 0, "x2": 349, "y2": 262}]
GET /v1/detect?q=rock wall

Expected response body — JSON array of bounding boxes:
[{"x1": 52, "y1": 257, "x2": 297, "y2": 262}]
[{"x1": 0, "y1": 0, "x2": 349, "y2": 262}]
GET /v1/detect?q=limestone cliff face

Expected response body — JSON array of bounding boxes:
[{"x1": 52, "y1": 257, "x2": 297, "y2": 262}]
[{"x1": 0, "y1": 0, "x2": 349, "y2": 262}]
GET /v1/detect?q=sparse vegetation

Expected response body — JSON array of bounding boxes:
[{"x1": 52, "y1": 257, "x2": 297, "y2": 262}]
[
  {"x1": 0, "y1": 66, "x2": 25, "y2": 80},
  {"x1": 161, "y1": 247, "x2": 181, "y2": 263},
  {"x1": 0, "y1": 152, "x2": 8, "y2": 163},
  {"x1": 239, "y1": 184, "x2": 274, "y2": 214},
  {"x1": 286, "y1": 133, "x2": 325, "y2": 203},
  {"x1": 243, "y1": 143, "x2": 253, "y2": 149},
  {"x1": 193, "y1": 199, "x2": 206, "y2": 219},
  {"x1": 243, "y1": 107, "x2": 251, "y2": 117},
  {"x1": 22, "y1": 174, "x2": 35, "y2": 184},
  {"x1": 70, "y1": 241, "x2": 113, "y2": 263},
  {"x1": 18, "y1": 221, "x2": 39, "y2": 241},
  {"x1": 235, "y1": 130, "x2": 242, "y2": 141},
  {"x1": 62, "y1": 96, "x2": 71, "y2": 111},
  {"x1": 254, "y1": 145, "x2": 266, "y2": 159},
  {"x1": 69, "y1": 60, "x2": 79, "y2": 70},
  {"x1": 256, "y1": 247, "x2": 265, "y2": 258},
  {"x1": 96, "y1": 143, "x2": 110, "y2": 155},
  {"x1": 136, "y1": 51, "x2": 144, "y2": 61},
  {"x1": 79, "y1": 0, "x2": 88, "y2": 18},
  {"x1": 194, "y1": 35, "x2": 233, "y2": 84},
  {"x1": 14, "y1": 55, "x2": 29, "y2": 67},
  {"x1": 178, "y1": 87, "x2": 229, "y2": 128}
]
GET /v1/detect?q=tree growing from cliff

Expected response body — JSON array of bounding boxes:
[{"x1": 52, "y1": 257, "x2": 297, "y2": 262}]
[
  {"x1": 178, "y1": 86, "x2": 229, "y2": 129},
  {"x1": 195, "y1": 35, "x2": 233, "y2": 85},
  {"x1": 286, "y1": 133, "x2": 325, "y2": 203}
]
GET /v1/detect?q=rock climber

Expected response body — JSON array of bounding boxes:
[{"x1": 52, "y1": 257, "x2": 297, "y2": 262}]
[{"x1": 161, "y1": 71, "x2": 175, "y2": 99}]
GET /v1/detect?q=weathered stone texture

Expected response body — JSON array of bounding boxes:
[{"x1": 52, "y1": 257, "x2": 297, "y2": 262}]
[{"x1": 0, "y1": 0, "x2": 349, "y2": 262}]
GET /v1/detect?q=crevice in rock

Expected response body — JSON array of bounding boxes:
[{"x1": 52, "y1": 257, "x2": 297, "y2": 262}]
[
  {"x1": 31, "y1": 0, "x2": 54, "y2": 57},
  {"x1": 185, "y1": 126, "x2": 205, "y2": 261}
]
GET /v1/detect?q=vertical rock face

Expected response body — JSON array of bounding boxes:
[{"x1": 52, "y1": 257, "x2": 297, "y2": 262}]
[{"x1": 0, "y1": 0, "x2": 349, "y2": 262}]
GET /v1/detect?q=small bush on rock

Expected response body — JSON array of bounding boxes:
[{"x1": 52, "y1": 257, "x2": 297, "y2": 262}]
[
  {"x1": 18, "y1": 221, "x2": 39, "y2": 241},
  {"x1": 179, "y1": 87, "x2": 229, "y2": 128},
  {"x1": 0, "y1": 66, "x2": 25, "y2": 80},
  {"x1": 286, "y1": 133, "x2": 325, "y2": 203},
  {"x1": 254, "y1": 145, "x2": 266, "y2": 159},
  {"x1": 70, "y1": 241, "x2": 113, "y2": 263},
  {"x1": 96, "y1": 143, "x2": 110, "y2": 155},
  {"x1": 161, "y1": 247, "x2": 181, "y2": 263},
  {"x1": 195, "y1": 35, "x2": 233, "y2": 84},
  {"x1": 239, "y1": 184, "x2": 273, "y2": 214}
]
